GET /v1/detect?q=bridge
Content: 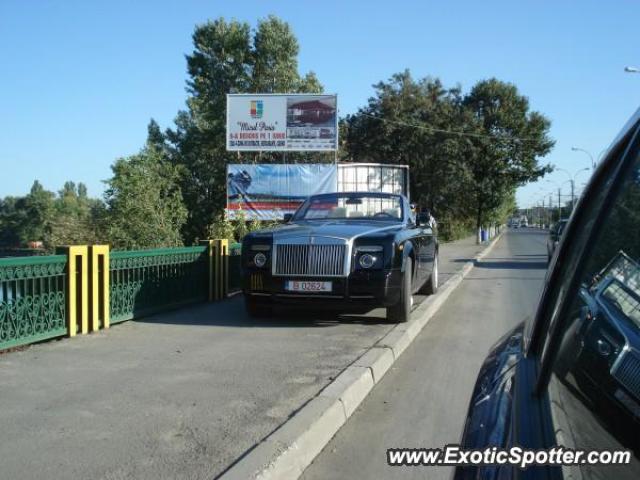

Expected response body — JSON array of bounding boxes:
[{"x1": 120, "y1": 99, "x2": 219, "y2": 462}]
[{"x1": 0, "y1": 232, "x2": 537, "y2": 480}]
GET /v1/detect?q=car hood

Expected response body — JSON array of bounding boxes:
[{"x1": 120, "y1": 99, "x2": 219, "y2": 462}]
[
  {"x1": 260, "y1": 220, "x2": 404, "y2": 241},
  {"x1": 455, "y1": 323, "x2": 525, "y2": 480}
]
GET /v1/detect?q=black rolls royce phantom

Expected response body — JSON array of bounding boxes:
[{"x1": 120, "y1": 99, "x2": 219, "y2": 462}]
[{"x1": 241, "y1": 192, "x2": 438, "y2": 322}]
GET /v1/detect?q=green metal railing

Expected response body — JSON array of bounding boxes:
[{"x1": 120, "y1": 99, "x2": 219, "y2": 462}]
[
  {"x1": 109, "y1": 246, "x2": 209, "y2": 324},
  {"x1": 229, "y1": 242, "x2": 242, "y2": 293},
  {"x1": 0, "y1": 255, "x2": 68, "y2": 350}
]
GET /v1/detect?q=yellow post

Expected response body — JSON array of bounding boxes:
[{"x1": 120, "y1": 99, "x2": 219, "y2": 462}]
[
  {"x1": 89, "y1": 245, "x2": 110, "y2": 331},
  {"x1": 219, "y1": 239, "x2": 229, "y2": 298},
  {"x1": 199, "y1": 240, "x2": 215, "y2": 301},
  {"x1": 210, "y1": 239, "x2": 229, "y2": 301},
  {"x1": 58, "y1": 245, "x2": 89, "y2": 337}
]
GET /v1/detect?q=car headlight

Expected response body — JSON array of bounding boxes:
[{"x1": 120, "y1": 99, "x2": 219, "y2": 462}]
[
  {"x1": 254, "y1": 252, "x2": 267, "y2": 268},
  {"x1": 359, "y1": 253, "x2": 377, "y2": 269}
]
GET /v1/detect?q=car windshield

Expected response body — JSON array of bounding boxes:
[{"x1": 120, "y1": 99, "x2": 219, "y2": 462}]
[
  {"x1": 601, "y1": 279, "x2": 640, "y2": 329},
  {"x1": 293, "y1": 193, "x2": 404, "y2": 221}
]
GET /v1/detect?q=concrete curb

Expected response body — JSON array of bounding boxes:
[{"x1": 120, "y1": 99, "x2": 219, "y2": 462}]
[{"x1": 220, "y1": 231, "x2": 504, "y2": 480}]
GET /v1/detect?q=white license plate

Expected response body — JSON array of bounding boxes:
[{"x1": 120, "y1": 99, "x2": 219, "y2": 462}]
[{"x1": 285, "y1": 281, "x2": 332, "y2": 292}]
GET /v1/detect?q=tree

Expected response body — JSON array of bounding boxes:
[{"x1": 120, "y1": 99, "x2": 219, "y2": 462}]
[
  {"x1": 167, "y1": 16, "x2": 324, "y2": 243},
  {"x1": 343, "y1": 72, "x2": 554, "y2": 240},
  {"x1": 462, "y1": 78, "x2": 554, "y2": 234},
  {"x1": 343, "y1": 71, "x2": 474, "y2": 233},
  {"x1": 20, "y1": 181, "x2": 54, "y2": 244},
  {"x1": 104, "y1": 122, "x2": 187, "y2": 249},
  {"x1": 44, "y1": 181, "x2": 103, "y2": 249},
  {"x1": 0, "y1": 196, "x2": 23, "y2": 247}
]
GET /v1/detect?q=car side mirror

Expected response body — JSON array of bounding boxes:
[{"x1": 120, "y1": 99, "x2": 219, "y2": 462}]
[
  {"x1": 416, "y1": 211, "x2": 431, "y2": 227},
  {"x1": 283, "y1": 213, "x2": 293, "y2": 223}
]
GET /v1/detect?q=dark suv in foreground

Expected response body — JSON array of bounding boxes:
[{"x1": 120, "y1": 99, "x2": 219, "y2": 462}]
[{"x1": 456, "y1": 108, "x2": 640, "y2": 480}]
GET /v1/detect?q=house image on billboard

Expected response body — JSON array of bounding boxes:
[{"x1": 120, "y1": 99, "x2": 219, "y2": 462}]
[{"x1": 287, "y1": 99, "x2": 336, "y2": 125}]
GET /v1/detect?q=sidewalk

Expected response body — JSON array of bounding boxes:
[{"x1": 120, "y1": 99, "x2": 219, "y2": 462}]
[{"x1": 0, "y1": 235, "x2": 485, "y2": 480}]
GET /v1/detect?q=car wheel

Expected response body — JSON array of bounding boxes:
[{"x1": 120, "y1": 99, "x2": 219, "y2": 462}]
[
  {"x1": 419, "y1": 254, "x2": 438, "y2": 295},
  {"x1": 554, "y1": 319, "x2": 583, "y2": 380},
  {"x1": 387, "y1": 257, "x2": 412, "y2": 323},
  {"x1": 245, "y1": 295, "x2": 273, "y2": 318}
]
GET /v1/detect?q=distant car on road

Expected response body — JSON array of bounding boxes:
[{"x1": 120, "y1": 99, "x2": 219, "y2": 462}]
[
  {"x1": 456, "y1": 107, "x2": 640, "y2": 479},
  {"x1": 241, "y1": 192, "x2": 438, "y2": 323},
  {"x1": 547, "y1": 219, "x2": 568, "y2": 261}
]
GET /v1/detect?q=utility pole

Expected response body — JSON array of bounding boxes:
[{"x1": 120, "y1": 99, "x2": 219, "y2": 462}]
[
  {"x1": 558, "y1": 188, "x2": 561, "y2": 220},
  {"x1": 571, "y1": 180, "x2": 575, "y2": 211}
]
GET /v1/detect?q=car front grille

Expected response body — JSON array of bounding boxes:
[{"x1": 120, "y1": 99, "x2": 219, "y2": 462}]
[
  {"x1": 612, "y1": 350, "x2": 640, "y2": 401},
  {"x1": 274, "y1": 244, "x2": 346, "y2": 277}
]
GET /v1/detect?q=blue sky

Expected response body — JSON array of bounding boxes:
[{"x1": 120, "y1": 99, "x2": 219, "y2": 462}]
[{"x1": 1, "y1": 0, "x2": 639, "y2": 208}]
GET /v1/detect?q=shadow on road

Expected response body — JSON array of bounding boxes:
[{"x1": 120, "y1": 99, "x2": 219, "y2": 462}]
[
  {"x1": 133, "y1": 298, "x2": 391, "y2": 328},
  {"x1": 475, "y1": 260, "x2": 547, "y2": 270}
]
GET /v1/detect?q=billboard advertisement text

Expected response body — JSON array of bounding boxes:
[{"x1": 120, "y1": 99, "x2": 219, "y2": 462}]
[{"x1": 226, "y1": 94, "x2": 337, "y2": 151}]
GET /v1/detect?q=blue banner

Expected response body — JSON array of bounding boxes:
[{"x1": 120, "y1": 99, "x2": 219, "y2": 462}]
[{"x1": 226, "y1": 164, "x2": 338, "y2": 220}]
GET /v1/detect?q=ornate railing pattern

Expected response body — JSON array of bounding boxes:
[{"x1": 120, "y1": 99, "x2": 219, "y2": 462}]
[
  {"x1": 229, "y1": 243, "x2": 242, "y2": 293},
  {"x1": 0, "y1": 255, "x2": 68, "y2": 350},
  {"x1": 109, "y1": 246, "x2": 209, "y2": 323}
]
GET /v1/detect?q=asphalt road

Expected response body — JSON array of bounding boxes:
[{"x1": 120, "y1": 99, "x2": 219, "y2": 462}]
[
  {"x1": 301, "y1": 228, "x2": 548, "y2": 480},
  {"x1": 0, "y1": 235, "x2": 484, "y2": 480}
]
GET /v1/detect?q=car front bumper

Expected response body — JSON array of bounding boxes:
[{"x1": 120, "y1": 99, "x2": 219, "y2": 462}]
[{"x1": 243, "y1": 267, "x2": 403, "y2": 311}]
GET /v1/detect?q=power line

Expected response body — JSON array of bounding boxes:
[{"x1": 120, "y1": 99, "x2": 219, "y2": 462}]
[{"x1": 359, "y1": 113, "x2": 543, "y2": 144}]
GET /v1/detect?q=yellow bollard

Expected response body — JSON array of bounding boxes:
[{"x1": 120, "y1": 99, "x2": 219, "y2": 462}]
[
  {"x1": 218, "y1": 239, "x2": 229, "y2": 299},
  {"x1": 57, "y1": 245, "x2": 89, "y2": 337},
  {"x1": 201, "y1": 239, "x2": 230, "y2": 301},
  {"x1": 89, "y1": 245, "x2": 110, "y2": 331}
]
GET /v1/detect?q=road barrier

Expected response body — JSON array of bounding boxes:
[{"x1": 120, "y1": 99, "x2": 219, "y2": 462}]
[
  {"x1": 109, "y1": 246, "x2": 209, "y2": 323},
  {"x1": 0, "y1": 240, "x2": 237, "y2": 351},
  {"x1": 0, "y1": 254, "x2": 68, "y2": 349}
]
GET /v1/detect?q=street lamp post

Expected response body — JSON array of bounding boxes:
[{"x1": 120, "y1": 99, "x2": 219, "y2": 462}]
[
  {"x1": 546, "y1": 179, "x2": 571, "y2": 221},
  {"x1": 571, "y1": 146, "x2": 596, "y2": 170},
  {"x1": 555, "y1": 167, "x2": 590, "y2": 211}
]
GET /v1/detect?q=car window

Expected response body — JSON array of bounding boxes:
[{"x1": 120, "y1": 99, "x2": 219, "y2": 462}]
[
  {"x1": 295, "y1": 194, "x2": 403, "y2": 221},
  {"x1": 541, "y1": 133, "x2": 640, "y2": 479}
]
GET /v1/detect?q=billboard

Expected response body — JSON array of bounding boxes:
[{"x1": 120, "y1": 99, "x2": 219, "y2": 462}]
[
  {"x1": 226, "y1": 94, "x2": 338, "y2": 151},
  {"x1": 226, "y1": 164, "x2": 338, "y2": 220}
]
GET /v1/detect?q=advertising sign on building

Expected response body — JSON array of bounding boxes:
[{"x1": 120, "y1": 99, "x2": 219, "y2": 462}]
[
  {"x1": 226, "y1": 94, "x2": 338, "y2": 151},
  {"x1": 226, "y1": 164, "x2": 338, "y2": 220}
]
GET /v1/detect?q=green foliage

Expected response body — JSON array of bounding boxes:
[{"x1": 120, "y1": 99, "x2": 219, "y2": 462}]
[
  {"x1": 44, "y1": 181, "x2": 104, "y2": 249},
  {"x1": 0, "y1": 196, "x2": 26, "y2": 246},
  {"x1": 206, "y1": 208, "x2": 279, "y2": 243},
  {"x1": 343, "y1": 71, "x2": 554, "y2": 232},
  {"x1": 103, "y1": 124, "x2": 188, "y2": 249},
  {"x1": 0, "y1": 181, "x2": 103, "y2": 251},
  {"x1": 206, "y1": 213, "x2": 236, "y2": 243},
  {"x1": 22, "y1": 181, "x2": 55, "y2": 243}
]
